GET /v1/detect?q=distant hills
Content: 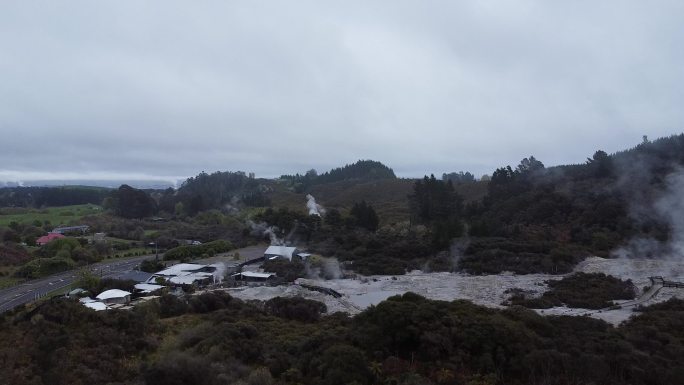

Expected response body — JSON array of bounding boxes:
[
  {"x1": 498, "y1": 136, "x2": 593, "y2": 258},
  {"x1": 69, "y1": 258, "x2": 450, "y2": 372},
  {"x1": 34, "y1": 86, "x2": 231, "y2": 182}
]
[{"x1": 0, "y1": 180, "x2": 178, "y2": 189}]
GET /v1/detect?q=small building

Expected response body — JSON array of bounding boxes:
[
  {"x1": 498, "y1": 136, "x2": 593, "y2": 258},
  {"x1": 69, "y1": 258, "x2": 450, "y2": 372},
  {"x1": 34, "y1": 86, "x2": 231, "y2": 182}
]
[
  {"x1": 152, "y1": 263, "x2": 209, "y2": 278},
  {"x1": 67, "y1": 288, "x2": 89, "y2": 298},
  {"x1": 52, "y1": 225, "x2": 90, "y2": 235},
  {"x1": 80, "y1": 298, "x2": 109, "y2": 311},
  {"x1": 96, "y1": 289, "x2": 132, "y2": 305},
  {"x1": 232, "y1": 271, "x2": 275, "y2": 283},
  {"x1": 148, "y1": 263, "x2": 222, "y2": 286},
  {"x1": 264, "y1": 246, "x2": 300, "y2": 262},
  {"x1": 133, "y1": 283, "x2": 165, "y2": 295},
  {"x1": 36, "y1": 233, "x2": 65, "y2": 245},
  {"x1": 168, "y1": 273, "x2": 214, "y2": 285}
]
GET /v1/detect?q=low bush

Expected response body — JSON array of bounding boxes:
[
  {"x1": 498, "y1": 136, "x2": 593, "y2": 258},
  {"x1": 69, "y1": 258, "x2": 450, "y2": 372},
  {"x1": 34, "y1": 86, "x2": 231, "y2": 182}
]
[
  {"x1": 14, "y1": 257, "x2": 75, "y2": 279},
  {"x1": 262, "y1": 259, "x2": 306, "y2": 282},
  {"x1": 511, "y1": 272, "x2": 636, "y2": 309},
  {"x1": 265, "y1": 296, "x2": 327, "y2": 322}
]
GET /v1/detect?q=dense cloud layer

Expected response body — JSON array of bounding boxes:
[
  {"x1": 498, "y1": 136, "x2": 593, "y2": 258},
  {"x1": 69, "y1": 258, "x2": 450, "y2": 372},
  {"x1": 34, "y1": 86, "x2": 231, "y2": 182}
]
[{"x1": 0, "y1": 1, "x2": 682, "y2": 182}]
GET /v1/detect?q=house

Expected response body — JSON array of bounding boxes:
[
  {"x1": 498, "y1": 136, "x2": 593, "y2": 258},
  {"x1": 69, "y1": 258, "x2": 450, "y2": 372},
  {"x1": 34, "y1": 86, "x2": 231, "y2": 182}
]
[
  {"x1": 67, "y1": 288, "x2": 89, "y2": 298},
  {"x1": 36, "y1": 233, "x2": 65, "y2": 245},
  {"x1": 80, "y1": 298, "x2": 108, "y2": 311},
  {"x1": 149, "y1": 263, "x2": 209, "y2": 282},
  {"x1": 96, "y1": 289, "x2": 132, "y2": 305},
  {"x1": 133, "y1": 283, "x2": 165, "y2": 294},
  {"x1": 232, "y1": 271, "x2": 275, "y2": 283},
  {"x1": 85, "y1": 302, "x2": 108, "y2": 311},
  {"x1": 168, "y1": 273, "x2": 214, "y2": 285},
  {"x1": 52, "y1": 225, "x2": 90, "y2": 235},
  {"x1": 264, "y1": 246, "x2": 311, "y2": 262},
  {"x1": 264, "y1": 246, "x2": 300, "y2": 261},
  {"x1": 148, "y1": 263, "x2": 222, "y2": 286}
]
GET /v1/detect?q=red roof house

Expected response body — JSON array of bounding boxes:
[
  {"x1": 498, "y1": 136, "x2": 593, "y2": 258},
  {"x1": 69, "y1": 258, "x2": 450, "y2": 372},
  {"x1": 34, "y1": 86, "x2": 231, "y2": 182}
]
[{"x1": 36, "y1": 233, "x2": 65, "y2": 246}]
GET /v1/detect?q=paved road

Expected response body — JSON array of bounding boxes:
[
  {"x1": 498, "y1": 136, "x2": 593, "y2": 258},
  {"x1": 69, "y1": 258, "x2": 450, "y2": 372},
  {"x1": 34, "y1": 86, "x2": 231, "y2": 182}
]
[{"x1": 0, "y1": 254, "x2": 155, "y2": 313}]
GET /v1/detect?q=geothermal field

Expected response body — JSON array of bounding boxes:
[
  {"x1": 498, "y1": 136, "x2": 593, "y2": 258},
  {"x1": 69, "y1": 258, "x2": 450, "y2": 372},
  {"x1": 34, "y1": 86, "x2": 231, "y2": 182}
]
[{"x1": 222, "y1": 256, "x2": 684, "y2": 325}]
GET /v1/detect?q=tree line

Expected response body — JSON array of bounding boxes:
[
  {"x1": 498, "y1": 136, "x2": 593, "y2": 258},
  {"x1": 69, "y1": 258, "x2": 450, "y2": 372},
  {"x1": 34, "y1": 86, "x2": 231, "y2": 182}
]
[
  {"x1": 0, "y1": 186, "x2": 110, "y2": 207},
  {"x1": 280, "y1": 160, "x2": 396, "y2": 192},
  {"x1": 1, "y1": 291, "x2": 683, "y2": 385}
]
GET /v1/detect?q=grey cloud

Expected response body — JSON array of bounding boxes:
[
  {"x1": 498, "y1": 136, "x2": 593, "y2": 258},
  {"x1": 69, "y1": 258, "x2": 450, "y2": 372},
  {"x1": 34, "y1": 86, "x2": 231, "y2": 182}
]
[{"x1": 0, "y1": 1, "x2": 682, "y2": 182}]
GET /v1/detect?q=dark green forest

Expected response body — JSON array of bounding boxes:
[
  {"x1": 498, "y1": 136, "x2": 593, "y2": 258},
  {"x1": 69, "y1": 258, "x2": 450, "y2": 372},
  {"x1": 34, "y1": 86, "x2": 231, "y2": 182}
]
[
  {"x1": 0, "y1": 186, "x2": 110, "y2": 207},
  {"x1": 2, "y1": 292, "x2": 683, "y2": 385},
  {"x1": 280, "y1": 160, "x2": 396, "y2": 192}
]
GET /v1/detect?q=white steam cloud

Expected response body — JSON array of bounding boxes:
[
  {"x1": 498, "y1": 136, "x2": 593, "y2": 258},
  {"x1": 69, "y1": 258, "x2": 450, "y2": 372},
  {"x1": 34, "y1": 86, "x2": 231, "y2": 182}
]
[
  {"x1": 306, "y1": 194, "x2": 325, "y2": 216},
  {"x1": 306, "y1": 256, "x2": 342, "y2": 280},
  {"x1": 247, "y1": 220, "x2": 284, "y2": 245},
  {"x1": 653, "y1": 169, "x2": 684, "y2": 257},
  {"x1": 211, "y1": 262, "x2": 227, "y2": 284},
  {"x1": 613, "y1": 167, "x2": 684, "y2": 260}
]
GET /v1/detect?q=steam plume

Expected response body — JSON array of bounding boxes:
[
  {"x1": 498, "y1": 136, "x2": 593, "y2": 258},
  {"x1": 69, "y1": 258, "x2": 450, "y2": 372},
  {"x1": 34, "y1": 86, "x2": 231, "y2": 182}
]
[
  {"x1": 211, "y1": 262, "x2": 227, "y2": 284},
  {"x1": 247, "y1": 220, "x2": 284, "y2": 245},
  {"x1": 306, "y1": 194, "x2": 325, "y2": 216},
  {"x1": 613, "y1": 167, "x2": 684, "y2": 260},
  {"x1": 306, "y1": 256, "x2": 342, "y2": 280}
]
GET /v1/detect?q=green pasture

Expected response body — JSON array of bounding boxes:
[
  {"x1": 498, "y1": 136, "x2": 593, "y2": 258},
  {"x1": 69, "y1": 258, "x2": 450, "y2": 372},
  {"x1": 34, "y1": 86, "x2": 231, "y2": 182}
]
[{"x1": 0, "y1": 204, "x2": 102, "y2": 227}]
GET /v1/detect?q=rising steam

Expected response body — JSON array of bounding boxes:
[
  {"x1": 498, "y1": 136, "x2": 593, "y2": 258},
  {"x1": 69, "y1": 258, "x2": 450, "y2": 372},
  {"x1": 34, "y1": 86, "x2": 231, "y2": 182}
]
[
  {"x1": 306, "y1": 194, "x2": 325, "y2": 216},
  {"x1": 306, "y1": 256, "x2": 342, "y2": 280},
  {"x1": 613, "y1": 167, "x2": 684, "y2": 260},
  {"x1": 211, "y1": 262, "x2": 227, "y2": 284},
  {"x1": 247, "y1": 220, "x2": 285, "y2": 245}
]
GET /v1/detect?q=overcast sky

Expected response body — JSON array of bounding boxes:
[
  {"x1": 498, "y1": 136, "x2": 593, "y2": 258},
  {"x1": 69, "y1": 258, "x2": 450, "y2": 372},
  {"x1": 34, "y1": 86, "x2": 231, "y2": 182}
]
[{"x1": 1, "y1": 1, "x2": 682, "y2": 184}]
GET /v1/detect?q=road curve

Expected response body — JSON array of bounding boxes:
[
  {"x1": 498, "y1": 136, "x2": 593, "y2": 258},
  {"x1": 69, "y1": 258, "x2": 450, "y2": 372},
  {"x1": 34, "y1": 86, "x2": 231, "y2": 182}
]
[{"x1": 0, "y1": 254, "x2": 155, "y2": 313}]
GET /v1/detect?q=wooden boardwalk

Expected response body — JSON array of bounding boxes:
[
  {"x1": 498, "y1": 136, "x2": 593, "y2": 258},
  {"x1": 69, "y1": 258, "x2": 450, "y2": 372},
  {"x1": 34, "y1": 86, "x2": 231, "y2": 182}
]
[{"x1": 649, "y1": 276, "x2": 684, "y2": 288}]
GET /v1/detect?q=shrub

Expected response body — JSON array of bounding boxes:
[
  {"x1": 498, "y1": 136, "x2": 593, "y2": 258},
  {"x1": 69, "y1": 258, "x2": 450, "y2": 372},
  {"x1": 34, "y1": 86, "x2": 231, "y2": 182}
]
[
  {"x1": 265, "y1": 297, "x2": 327, "y2": 322},
  {"x1": 511, "y1": 272, "x2": 636, "y2": 309},
  {"x1": 262, "y1": 259, "x2": 305, "y2": 282}
]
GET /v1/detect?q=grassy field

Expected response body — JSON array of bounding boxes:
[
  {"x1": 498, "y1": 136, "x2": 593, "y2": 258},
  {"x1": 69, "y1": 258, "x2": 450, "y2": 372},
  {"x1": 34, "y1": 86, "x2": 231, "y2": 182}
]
[{"x1": 0, "y1": 204, "x2": 103, "y2": 227}]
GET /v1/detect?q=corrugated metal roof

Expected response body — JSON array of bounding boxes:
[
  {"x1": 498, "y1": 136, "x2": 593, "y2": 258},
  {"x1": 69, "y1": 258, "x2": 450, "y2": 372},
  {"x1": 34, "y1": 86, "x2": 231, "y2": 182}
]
[
  {"x1": 232, "y1": 272, "x2": 275, "y2": 279},
  {"x1": 83, "y1": 301, "x2": 108, "y2": 311},
  {"x1": 134, "y1": 283, "x2": 164, "y2": 293},
  {"x1": 169, "y1": 273, "x2": 212, "y2": 285},
  {"x1": 264, "y1": 246, "x2": 297, "y2": 257},
  {"x1": 96, "y1": 289, "x2": 132, "y2": 300},
  {"x1": 154, "y1": 263, "x2": 206, "y2": 276}
]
